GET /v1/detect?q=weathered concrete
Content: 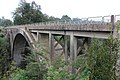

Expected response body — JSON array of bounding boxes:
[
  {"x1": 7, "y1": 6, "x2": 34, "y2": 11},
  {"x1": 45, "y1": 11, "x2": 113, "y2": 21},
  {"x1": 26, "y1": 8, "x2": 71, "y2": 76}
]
[
  {"x1": 13, "y1": 34, "x2": 29, "y2": 67},
  {"x1": 5, "y1": 15, "x2": 120, "y2": 76}
]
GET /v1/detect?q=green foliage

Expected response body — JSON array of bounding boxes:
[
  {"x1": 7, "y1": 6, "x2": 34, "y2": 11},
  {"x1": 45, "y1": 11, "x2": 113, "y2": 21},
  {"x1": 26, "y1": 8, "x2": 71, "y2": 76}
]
[
  {"x1": 47, "y1": 65, "x2": 70, "y2": 80},
  {"x1": 9, "y1": 69, "x2": 29, "y2": 80},
  {"x1": 47, "y1": 55, "x2": 90, "y2": 80},
  {"x1": 8, "y1": 36, "x2": 120, "y2": 80},
  {"x1": 87, "y1": 38, "x2": 120, "y2": 80},
  {"x1": 9, "y1": 42, "x2": 48, "y2": 80},
  {"x1": 0, "y1": 17, "x2": 13, "y2": 27},
  {"x1": 47, "y1": 57, "x2": 73, "y2": 80},
  {"x1": 8, "y1": 35, "x2": 120, "y2": 80},
  {"x1": 25, "y1": 43, "x2": 48, "y2": 80},
  {"x1": 61, "y1": 15, "x2": 71, "y2": 21},
  {"x1": 48, "y1": 16, "x2": 60, "y2": 21},
  {"x1": 47, "y1": 56, "x2": 89, "y2": 80},
  {"x1": 0, "y1": 28, "x2": 10, "y2": 79},
  {"x1": 13, "y1": 1, "x2": 48, "y2": 25}
]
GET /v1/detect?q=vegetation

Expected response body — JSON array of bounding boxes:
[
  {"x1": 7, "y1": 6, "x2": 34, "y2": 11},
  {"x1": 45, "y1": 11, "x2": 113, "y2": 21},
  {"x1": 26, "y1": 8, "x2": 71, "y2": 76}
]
[
  {"x1": 0, "y1": 0, "x2": 120, "y2": 80},
  {"x1": 87, "y1": 38, "x2": 118, "y2": 80},
  {"x1": 0, "y1": 29, "x2": 10, "y2": 79},
  {"x1": 9, "y1": 42, "x2": 48, "y2": 80},
  {"x1": 12, "y1": 0, "x2": 73, "y2": 25},
  {"x1": 0, "y1": 17, "x2": 13, "y2": 27},
  {"x1": 7, "y1": 36, "x2": 120, "y2": 80},
  {"x1": 61, "y1": 15, "x2": 71, "y2": 21},
  {"x1": 12, "y1": 1, "x2": 48, "y2": 25}
]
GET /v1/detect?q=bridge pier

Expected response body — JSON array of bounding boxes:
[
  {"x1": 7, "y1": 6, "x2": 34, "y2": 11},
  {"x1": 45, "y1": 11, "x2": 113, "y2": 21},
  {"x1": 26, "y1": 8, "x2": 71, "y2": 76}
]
[
  {"x1": 63, "y1": 35, "x2": 68, "y2": 62},
  {"x1": 70, "y1": 32, "x2": 77, "y2": 73},
  {"x1": 49, "y1": 33, "x2": 55, "y2": 61}
]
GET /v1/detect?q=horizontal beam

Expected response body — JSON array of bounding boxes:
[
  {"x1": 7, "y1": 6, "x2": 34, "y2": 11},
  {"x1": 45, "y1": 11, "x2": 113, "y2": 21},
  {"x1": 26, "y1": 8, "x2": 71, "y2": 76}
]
[{"x1": 30, "y1": 30, "x2": 110, "y2": 39}]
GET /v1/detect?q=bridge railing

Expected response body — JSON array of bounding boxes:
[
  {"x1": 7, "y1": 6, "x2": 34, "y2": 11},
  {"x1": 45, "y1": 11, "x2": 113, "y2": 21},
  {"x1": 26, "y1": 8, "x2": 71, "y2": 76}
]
[
  {"x1": 8, "y1": 15, "x2": 120, "y2": 29},
  {"x1": 26, "y1": 15, "x2": 112, "y2": 27},
  {"x1": 115, "y1": 15, "x2": 120, "y2": 22}
]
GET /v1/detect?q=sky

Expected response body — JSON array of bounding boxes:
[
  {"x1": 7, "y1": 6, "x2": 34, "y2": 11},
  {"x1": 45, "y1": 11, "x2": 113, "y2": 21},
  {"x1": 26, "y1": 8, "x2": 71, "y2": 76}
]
[{"x1": 0, "y1": 0, "x2": 120, "y2": 20}]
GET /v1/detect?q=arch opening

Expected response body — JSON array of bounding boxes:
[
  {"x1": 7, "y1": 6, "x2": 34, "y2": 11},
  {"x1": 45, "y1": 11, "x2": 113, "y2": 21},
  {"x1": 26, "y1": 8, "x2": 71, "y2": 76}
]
[{"x1": 13, "y1": 33, "x2": 30, "y2": 68}]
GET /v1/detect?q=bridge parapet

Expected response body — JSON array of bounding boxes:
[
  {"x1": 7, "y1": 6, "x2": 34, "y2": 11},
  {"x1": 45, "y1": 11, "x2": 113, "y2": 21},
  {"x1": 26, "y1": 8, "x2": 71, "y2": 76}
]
[
  {"x1": 26, "y1": 23, "x2": 111, "y2": 31},
  {"x1": 7, "y1": 15, "x2": 120, "y2": 32}
]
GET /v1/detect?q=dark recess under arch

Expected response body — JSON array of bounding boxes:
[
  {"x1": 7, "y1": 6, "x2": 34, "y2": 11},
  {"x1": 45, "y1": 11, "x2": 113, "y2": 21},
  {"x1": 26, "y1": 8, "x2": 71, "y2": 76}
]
[{"x1": 13, "y1": 33, "x2": 30, "y2": 68}]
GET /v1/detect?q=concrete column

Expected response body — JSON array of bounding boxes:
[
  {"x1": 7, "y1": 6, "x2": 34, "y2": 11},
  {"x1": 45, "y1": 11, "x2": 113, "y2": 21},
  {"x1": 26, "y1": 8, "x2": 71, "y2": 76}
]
[
  {"x1": 70, "y1": 32, "x2": 77, "y2": 73},
  {"x1": 10, "y1": 30, "x2": 14, "y2": 60},
  {"x1": 36, "y1": 32, "x2": 41, "y2": 42},
  {"x1": 64, "y1": 35, "x2": 68, "y2": 62},
  {"x1": 74, "y1": 36, "x2": 77, "y2": 60},
  {"x1": 111, "y1": 15, "x2": 117, "y2": 38},
  {"x1": 49, "y1": 33, "x2": 55, "y2": 61}
]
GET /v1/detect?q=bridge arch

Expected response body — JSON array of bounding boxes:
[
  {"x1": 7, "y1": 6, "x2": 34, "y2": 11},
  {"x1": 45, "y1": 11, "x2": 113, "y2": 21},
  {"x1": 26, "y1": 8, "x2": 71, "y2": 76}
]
[{"x1": 12, "y1": 33, "x2": 31, "y2": 68}]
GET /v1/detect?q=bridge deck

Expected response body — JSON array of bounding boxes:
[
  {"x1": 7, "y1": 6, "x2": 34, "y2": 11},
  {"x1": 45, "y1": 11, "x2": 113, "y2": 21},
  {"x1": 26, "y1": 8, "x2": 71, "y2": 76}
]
[{"x1": 8, "y1": 22, "x2": 113, "y2": 32}]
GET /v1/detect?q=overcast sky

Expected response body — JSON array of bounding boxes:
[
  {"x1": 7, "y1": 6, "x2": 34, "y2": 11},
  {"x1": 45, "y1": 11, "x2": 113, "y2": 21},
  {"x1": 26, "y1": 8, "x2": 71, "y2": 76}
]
[{"x1": 0, "y1": 0, "x2": 120, "y2": 20}]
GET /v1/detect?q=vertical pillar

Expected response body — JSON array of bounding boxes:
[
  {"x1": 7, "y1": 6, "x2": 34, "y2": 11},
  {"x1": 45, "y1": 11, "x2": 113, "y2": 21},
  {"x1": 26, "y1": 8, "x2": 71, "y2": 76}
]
[
  {"x1": 36, "y1": 32, "x2": 41, "y2": 42},
  {"x1": 64, "y1": 35, "x2": 68, "y2": 62},
  {"x1": 10, "y1": 30, "x2": 14, "y2": 60},
  {"x1": 70, "y1": 32, "x2": 77, "y2": 73},
  {"x1": 74, "y1": 36, "x2": 77, "y2": 60},
  {"x1": 111, "y1": 15, "x2": 115, "y2": 30},
  {"x1": 49, "y1": 33, "x2": 55, "y2": 61},
  {"x1": 111, "y1": 15, "x2": 116, "y2": 37}
]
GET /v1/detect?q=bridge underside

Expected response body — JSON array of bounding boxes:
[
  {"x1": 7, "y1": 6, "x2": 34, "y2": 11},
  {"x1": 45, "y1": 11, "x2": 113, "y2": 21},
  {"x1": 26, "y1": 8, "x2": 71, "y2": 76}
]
[
  {"x1": 7, "y1": 26, "x2": 113, "y2": 70},
  {"x1": 30, "y1": 29, "x2": 110, "y2": 72},
  {"x1": 13, "y1": 33, "x2": 29, "y2": 68}
]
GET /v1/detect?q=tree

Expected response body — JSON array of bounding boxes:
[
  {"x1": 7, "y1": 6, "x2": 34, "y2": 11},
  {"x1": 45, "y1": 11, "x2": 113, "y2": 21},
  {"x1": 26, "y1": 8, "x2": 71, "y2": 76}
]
[
  {"x1": 13, "y1": 0, "x2": 48, "y2": 25},
  {"x1": 0, "y1": 29, "x2": 10, "y2": 79},
  {"x1": 0, "y1": 17, "x2": 13, "y2": 27},
  {"x1": 48, "y1": 16, "x2": 60, "y2": 21},
  {"x1": 9, "y1": 42, "x2": 48, "y2": 80},
  {"x1": 61, "y1": 15, "x2": 71, "y2": 21},
  {"x1": 72, "y1": 18, "x2": 81, "y2": 21}
]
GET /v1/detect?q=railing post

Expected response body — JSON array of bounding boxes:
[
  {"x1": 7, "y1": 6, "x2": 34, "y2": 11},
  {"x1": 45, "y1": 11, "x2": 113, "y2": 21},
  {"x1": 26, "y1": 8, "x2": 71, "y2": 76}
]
[
  {"x1": 111, "y1": 15, "x2": 117, "y2": 38},
  {"x1": 111, "y1": 15, "x2": 115, "y2": 30},
  {"x1": 111, "y1": 15, "x2": 115, "y2": 31}
]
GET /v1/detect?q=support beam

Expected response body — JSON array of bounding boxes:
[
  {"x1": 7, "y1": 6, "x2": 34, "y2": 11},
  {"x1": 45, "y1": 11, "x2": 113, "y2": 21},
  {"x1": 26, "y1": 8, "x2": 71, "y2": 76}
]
[
  {"x1": 70, "y1": 32, "x2": 77, "y2": 73},
  {"x1": 49, "y1": 33, "x2": 55, "y2": 61},
  {"x1": 63, "y1": 35, "x2": 68, "y2": 62},
  {"x1": 54, "y1": 36, "x2": 64, "y2": 47},
  {"x1": 36, "y1": 32, "x2": 41, "y2": 42},
  {"x1": 10, "y1": 30, "x2": 14, "y2": 59},
  {"x1": 54, "y1": 36, "x2": 63, "y2": 47},
  {"x1": 77, "y1": 38, "x2": 88, "y2": 56},
  {"x1": 74, "y1": 36, "x2": 77, "y2": 59}
]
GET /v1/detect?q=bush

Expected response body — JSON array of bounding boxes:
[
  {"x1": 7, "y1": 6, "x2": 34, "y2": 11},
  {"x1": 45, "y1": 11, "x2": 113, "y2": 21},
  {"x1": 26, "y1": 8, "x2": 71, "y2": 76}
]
[
  {"x1": 0, "y1": 29, "x2": 10, "y2": 79},
  {"x1": 8, "y1": 36, "x2": 120, "y2": 80},
  {"x1": 87, "y1": 38, "x2": 120, "y2": 80}
]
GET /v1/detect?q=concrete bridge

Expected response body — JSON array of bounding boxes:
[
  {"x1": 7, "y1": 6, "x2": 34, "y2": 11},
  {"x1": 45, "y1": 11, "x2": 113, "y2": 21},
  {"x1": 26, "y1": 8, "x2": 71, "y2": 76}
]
[{"x1": 6, "y1": 15, "x2": 120, "y2": 74}]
